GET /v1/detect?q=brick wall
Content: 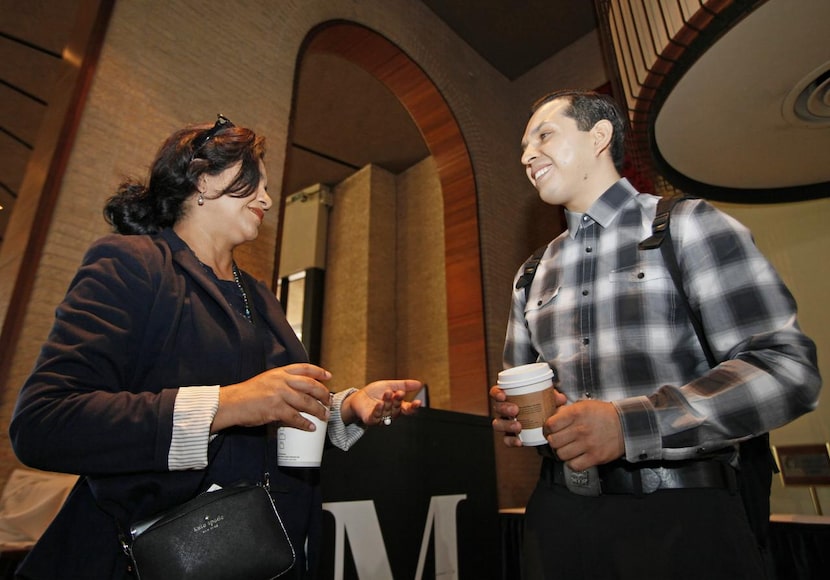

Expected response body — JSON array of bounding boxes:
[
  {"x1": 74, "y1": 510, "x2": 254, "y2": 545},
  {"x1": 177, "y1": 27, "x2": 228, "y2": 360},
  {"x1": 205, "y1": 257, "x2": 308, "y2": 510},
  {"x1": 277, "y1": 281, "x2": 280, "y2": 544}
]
[{"x1": 0, "y1": 0, "x2": 608, "y2": 509}]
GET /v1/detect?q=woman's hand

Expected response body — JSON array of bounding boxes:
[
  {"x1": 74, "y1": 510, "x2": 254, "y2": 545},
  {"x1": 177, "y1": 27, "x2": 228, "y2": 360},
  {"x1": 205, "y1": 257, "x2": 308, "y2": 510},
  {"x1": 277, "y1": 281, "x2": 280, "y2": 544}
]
[
  {"x1": 340, "y1": 379, "x2": 423, "y2": 426},
  {"x1": 211, "y1": 364, "x2": 332, "y2": 433}
]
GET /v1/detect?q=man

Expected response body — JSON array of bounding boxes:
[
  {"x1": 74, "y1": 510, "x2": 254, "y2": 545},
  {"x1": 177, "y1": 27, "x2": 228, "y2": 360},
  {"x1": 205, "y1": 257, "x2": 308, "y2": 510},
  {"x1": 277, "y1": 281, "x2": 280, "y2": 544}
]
[{"x1": 490, "y1": 89, "x2": 821, "y2": 579}]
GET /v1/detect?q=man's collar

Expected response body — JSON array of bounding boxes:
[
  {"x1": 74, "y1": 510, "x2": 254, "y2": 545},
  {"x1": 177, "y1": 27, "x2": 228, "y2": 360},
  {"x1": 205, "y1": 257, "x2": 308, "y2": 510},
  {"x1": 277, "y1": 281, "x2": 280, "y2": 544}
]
[{"x1": 565, "y1": 178, "x2": 637, "y2": 238}]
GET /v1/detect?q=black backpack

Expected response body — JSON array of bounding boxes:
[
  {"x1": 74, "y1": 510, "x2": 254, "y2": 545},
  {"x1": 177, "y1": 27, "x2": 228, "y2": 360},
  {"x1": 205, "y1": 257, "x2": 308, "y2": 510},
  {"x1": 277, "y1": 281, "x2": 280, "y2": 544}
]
[{"x1": 516, "y1": 196, "x2": 777, "y2": 557}]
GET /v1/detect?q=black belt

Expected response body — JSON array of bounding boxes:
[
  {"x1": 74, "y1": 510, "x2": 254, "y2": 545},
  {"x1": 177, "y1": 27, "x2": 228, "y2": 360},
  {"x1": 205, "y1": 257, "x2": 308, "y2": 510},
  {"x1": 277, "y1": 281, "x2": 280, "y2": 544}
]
[{"x1": 541, "y1": 457, "x2": 737, "y2": 496}]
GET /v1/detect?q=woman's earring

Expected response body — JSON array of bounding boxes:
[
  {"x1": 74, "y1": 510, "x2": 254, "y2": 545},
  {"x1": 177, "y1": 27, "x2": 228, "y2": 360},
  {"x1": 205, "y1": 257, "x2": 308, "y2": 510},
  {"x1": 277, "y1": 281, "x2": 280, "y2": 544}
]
[{"x1": 198, "y1": 193, "x2": 205, "y2": 206}]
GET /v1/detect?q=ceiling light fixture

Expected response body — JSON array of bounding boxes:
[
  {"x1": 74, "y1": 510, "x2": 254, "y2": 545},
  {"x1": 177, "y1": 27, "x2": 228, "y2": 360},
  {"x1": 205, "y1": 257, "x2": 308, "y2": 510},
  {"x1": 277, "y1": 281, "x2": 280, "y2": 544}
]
[{"x1": 783, "y1": 62, "x2": 830, "y2": 128}]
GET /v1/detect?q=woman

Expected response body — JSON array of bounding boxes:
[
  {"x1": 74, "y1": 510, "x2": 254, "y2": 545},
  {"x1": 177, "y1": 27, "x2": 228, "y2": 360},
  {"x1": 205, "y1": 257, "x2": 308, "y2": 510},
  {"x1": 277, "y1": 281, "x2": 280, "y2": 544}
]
[{"x1": 9, "y1": 115, "x2": 421, "y2": 579}]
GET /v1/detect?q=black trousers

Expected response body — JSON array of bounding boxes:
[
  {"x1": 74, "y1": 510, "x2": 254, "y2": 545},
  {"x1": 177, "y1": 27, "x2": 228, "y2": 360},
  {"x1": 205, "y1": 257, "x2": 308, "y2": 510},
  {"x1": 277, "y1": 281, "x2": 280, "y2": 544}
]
[{"x1": 522, "y1": 477, "x2": 767, "y2": 580}]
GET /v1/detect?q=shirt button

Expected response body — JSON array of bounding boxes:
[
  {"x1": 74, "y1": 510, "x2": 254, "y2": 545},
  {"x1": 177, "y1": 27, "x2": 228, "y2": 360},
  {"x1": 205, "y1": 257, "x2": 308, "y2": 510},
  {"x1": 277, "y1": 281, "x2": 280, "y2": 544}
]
[
  {"x1": 637, "y1": 272, "x2": 645, "y2": 279},
  {"x1": 585, "y1": 247, "x2": 593, "y2": 253},
  {"x1": 582, "y1": 337, "x2": 590, "y2": 345},
  {"x1": 537, "y1": 300, "x2": 543, "y2": 306},
  {"x1": 582, "y1": 289, "x2": 589, "y2": 296},
  {"x1": 639, "y1": 453, "x2": 648, "y2": 460}
]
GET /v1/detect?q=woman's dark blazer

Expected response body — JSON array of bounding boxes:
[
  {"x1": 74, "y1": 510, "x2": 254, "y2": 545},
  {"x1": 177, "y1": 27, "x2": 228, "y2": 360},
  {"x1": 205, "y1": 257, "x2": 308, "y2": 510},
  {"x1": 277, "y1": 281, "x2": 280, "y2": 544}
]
[{"x1": 9, "y1": 228, "x2": 313, "y2": 579}]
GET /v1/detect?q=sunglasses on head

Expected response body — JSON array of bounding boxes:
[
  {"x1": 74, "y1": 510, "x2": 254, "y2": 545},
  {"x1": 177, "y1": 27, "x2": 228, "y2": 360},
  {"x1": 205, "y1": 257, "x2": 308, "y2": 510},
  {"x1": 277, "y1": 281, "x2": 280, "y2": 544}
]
[{"x1": 190, "y1": 113, "x2": 235, "y2": 161}]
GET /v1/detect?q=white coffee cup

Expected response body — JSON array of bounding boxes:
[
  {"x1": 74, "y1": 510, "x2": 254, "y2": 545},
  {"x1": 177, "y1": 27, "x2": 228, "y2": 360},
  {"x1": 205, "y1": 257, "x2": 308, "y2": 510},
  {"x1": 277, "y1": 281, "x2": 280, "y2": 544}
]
[
  {"x1": 497, "y1": 362, "x2": 556, "y2": 446},
  {"x1": 277, "y1": 396, "x2": 331, "y2": 467}
]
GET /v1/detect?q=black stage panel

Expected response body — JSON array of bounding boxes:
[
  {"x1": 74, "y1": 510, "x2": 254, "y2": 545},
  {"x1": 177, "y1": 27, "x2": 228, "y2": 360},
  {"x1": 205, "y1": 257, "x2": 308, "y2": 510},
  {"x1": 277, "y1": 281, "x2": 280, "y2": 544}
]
[{"x1": 319, "y1": 408, "x2": 500, "y2": 579}]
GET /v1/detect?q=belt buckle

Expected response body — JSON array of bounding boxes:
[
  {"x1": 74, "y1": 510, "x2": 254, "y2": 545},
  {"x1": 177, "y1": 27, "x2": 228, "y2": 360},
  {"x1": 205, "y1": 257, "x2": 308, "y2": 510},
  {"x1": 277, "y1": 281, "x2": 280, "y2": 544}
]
[
  {"x1": 640, "y1": 467, "x2": 661, "y2": 494},
  {"x1": 564, "y1": 464, "x2": 601, "y2": 497}
]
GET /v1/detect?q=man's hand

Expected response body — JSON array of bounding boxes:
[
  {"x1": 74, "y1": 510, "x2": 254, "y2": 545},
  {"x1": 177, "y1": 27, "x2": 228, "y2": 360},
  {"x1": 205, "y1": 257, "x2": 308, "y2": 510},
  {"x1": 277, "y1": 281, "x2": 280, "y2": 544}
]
[
  {"x1": 544, "y1": 400, "x2": 624, "y2": 470},
  {"x1": 490, "y1": 384, "x2": 567, "y2": 447}
]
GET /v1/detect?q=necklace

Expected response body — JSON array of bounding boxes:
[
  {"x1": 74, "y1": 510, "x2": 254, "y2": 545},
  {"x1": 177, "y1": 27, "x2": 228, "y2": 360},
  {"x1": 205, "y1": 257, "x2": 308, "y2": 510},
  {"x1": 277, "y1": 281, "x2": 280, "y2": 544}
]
[
  {"x1": 184, "y1": 239, "x2": 253, "y2": 324},
  {"x1": 232, "y1": 263, "x2": 253, "y2": 323}
]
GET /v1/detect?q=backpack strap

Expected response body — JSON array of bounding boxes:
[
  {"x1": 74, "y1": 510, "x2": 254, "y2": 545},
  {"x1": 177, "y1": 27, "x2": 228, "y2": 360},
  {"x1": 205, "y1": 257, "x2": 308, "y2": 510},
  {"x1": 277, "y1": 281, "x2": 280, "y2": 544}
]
[
  {"x1": 639, "y1": 196, "x2": 717, "y2": 368},
  {"x1": 638, "y1": 195, "x2": 685, "y2": 251},
  {"x1": 515, "y1": 244, "x2": 548, "y2": 301}
]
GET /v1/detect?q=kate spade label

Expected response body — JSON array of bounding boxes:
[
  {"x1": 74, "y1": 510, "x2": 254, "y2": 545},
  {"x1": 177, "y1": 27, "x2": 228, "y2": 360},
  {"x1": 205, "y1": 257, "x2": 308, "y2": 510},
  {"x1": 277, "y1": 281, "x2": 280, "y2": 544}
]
[{"x1": 193, "y1": 514, "x2": 225, "y2": 534}]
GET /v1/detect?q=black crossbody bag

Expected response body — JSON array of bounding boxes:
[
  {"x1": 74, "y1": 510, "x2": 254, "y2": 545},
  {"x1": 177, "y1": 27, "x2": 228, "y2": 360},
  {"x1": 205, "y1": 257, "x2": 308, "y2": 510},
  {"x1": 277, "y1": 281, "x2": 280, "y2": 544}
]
[{"x1": 124, "y1": 479, "x2": 295, "y2": 580}]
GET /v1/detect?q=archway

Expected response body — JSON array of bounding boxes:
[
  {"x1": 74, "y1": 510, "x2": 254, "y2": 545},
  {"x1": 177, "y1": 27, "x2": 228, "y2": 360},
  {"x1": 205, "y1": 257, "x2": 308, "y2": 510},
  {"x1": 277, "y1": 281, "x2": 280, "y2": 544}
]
[{"x1": 286, "y1": 21, "x2": 488, "y2": 415}]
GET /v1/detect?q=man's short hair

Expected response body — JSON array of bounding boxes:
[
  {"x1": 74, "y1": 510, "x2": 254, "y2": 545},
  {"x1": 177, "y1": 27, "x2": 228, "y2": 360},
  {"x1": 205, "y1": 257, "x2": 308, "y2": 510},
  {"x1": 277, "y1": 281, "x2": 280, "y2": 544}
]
[{"x1": 531, "y1": 89, "x2": 627, "y2": 172}]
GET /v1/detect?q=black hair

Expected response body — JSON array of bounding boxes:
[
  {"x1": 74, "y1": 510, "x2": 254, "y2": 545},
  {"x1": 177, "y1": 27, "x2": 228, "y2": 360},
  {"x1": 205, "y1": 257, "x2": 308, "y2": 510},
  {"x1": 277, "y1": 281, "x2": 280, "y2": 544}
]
[{"x1": 104, "y1": 121, "x2": 266, "y2": 234}]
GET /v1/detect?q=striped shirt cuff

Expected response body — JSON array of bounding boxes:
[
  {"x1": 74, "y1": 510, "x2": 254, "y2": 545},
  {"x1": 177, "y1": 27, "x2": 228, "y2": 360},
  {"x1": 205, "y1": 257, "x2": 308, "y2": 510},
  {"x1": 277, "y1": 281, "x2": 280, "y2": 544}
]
[
  {"x1": 328, "y1": 388, "x2": 366, "y2": 451},
  {"x1": 168, "y1": 385, "x2": 220, "y2": 471}
]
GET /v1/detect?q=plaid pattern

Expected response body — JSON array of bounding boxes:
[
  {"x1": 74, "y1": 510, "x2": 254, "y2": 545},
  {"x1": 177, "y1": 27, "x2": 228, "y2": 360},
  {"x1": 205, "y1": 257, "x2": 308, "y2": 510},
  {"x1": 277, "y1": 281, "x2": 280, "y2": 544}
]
[{"x1": 503, "y1": 179, "x2": 820, "y2": 463}]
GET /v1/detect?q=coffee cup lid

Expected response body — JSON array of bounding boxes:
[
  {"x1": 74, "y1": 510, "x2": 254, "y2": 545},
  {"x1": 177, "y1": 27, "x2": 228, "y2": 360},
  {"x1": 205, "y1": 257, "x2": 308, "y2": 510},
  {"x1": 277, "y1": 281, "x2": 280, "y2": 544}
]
[{"x1": 497, "y1": 362, "x2": 553, "y2": 386}]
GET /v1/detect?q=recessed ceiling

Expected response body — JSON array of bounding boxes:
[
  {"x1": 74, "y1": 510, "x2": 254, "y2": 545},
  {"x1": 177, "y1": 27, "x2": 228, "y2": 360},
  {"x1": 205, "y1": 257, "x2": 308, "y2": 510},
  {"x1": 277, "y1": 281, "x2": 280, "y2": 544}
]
[
  {"x1": 654, "y1": 0, "x2": 830, "y2": 201},
  {"x1": 284, "y1": 54, "x2": 431, "y2": 196}
]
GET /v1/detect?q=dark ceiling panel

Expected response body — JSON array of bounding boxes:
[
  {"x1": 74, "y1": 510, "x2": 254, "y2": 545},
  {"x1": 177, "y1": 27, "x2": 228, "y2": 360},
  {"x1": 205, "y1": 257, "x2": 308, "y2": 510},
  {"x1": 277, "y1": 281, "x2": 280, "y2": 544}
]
[{"x1": 420, "y1": 0, "x2": 598, "y2": 79}]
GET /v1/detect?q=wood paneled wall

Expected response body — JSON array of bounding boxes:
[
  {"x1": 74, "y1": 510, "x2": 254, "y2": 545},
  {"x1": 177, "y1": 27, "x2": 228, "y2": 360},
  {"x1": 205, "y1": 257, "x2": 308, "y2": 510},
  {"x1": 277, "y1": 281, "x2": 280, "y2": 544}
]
[
  {"x1": 0, "y1": 0, "x2": 79, "y2": 243},
  {"x1": 0, "y1": 1, "x2": 114, "y2": 478}
]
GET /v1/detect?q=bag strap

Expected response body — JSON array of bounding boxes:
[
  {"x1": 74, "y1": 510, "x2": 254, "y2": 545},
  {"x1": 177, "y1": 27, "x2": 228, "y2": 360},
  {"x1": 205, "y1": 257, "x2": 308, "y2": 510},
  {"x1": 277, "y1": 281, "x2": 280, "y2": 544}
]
[
  {"x1": 638, "y1": 196, "x2": 717, "y2": 368},
  {"x1": 638, "y1": 195, "x2": 680, "y2": 250},
  {"x1": 516, "y1": 244, "x2": 548, "y2": 301}
]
